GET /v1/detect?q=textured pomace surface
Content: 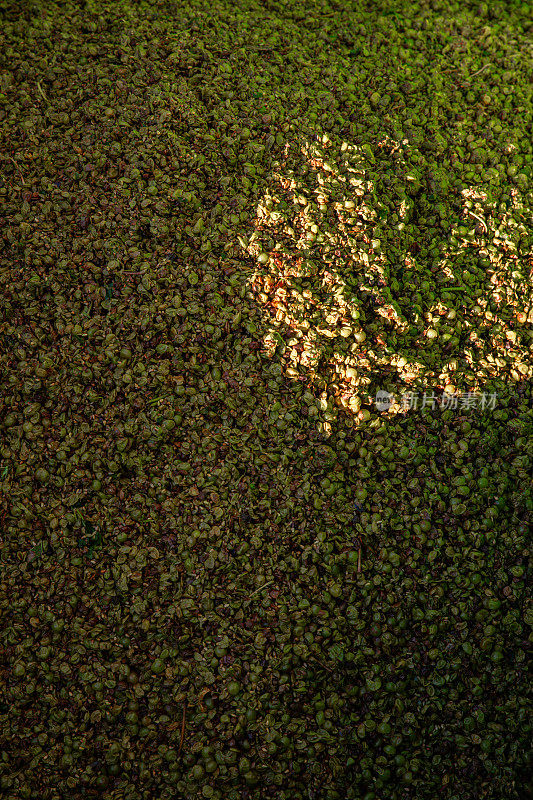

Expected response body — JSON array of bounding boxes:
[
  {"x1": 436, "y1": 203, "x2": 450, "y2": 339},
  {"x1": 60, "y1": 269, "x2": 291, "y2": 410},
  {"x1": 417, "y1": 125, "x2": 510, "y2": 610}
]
[{"x1": 0, "y1": 2, "x2": 531, "y2": 799}]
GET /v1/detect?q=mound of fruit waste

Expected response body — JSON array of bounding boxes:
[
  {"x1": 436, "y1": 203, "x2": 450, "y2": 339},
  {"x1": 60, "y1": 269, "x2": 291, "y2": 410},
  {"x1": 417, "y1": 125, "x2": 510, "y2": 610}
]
[{"x1": 0, "y1": 2, "x2": 531, "y2": 799}]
